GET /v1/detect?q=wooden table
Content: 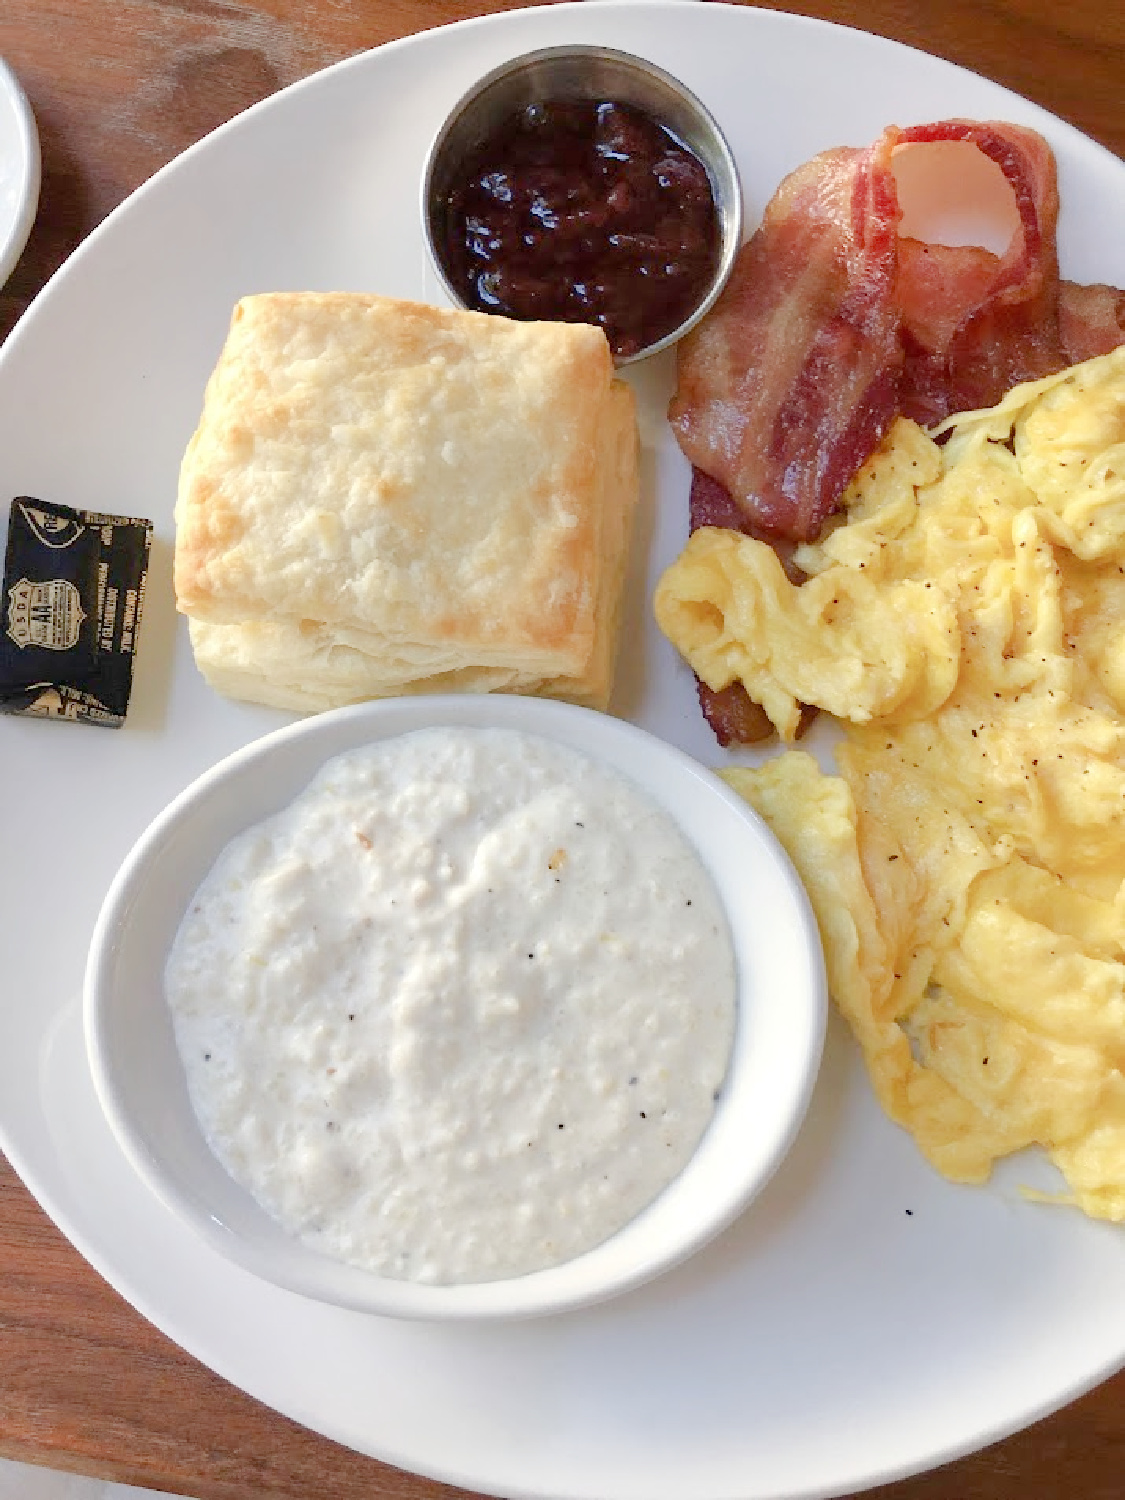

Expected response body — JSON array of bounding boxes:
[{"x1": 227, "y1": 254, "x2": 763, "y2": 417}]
[{"x1": 0, "y1": 2, "x2": 1122, "y2": 1497}]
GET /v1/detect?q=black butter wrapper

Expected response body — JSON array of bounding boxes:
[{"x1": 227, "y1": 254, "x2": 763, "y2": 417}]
[{"x1": 1, "y1": 497, "x2": 153, "y2": 727}]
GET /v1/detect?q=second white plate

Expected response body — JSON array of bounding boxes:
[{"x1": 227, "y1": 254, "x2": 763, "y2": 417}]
[{"x1": 0, "y1": 57, "x2": 39, "y2": 287}]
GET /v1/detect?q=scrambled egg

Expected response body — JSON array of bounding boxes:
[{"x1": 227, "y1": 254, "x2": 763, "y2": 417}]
[{"x1": 655, "y1": 347, "x2": 1125, "y2": 1219}]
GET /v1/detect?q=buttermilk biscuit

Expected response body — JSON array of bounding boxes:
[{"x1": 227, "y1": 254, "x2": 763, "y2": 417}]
[{"x1": 174, "y1": 293, "x2": 638, "y2": 711}]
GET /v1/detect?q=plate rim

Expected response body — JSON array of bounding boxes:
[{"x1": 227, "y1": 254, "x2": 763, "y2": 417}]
[{"x1": 1, "y1": 6, "x2": 1124, "y2": 1499}]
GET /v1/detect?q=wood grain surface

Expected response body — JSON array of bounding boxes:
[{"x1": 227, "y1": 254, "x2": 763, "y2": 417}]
[{"x1": 0, "y1": 2, "x2": 1123, "y2": 1498}]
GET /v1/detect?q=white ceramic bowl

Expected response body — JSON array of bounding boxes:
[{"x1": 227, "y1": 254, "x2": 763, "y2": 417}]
[
  {"x1": 0, "y1": 58, "x2": 40, "y2": 289},
  {"x1": 84, "y1": 696, "x2": 825, "y2": 1320}
]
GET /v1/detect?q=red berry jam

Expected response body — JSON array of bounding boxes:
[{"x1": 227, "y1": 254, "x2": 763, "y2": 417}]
[{"x1": 437, "y1": 99, "x2": 721, "y2": 358}]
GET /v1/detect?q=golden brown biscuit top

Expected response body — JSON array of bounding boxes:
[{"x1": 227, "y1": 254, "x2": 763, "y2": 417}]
[{"x1": 174, "y1": 293, "x2": 623, "y2": 671}]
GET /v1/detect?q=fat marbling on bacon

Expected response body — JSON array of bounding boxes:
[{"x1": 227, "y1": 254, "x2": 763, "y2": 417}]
[
  {"x1": 669, "y1": 119, "x2": 1125, "y2": 743},
  {"x1": 671, "y1": 129, "x2": 903, "y2": 544}
]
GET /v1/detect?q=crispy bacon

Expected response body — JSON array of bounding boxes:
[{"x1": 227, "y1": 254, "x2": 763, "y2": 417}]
[
  {"x1": 670, "y1": 136, "x2": 903, "y2": 543},
  {"x1": 696, "y1": 681, "x2": 775, "y2": 747},
  {"x1": 687, "y1": 470, "x2": 814, "y2": 743},
  {"x1": 696, "y1": 682, "x2": 819, "y2": 748},
  {"x1": 896, "y1": 121, "x2": 1067, "y2": 423},
  {"x1": 672, "y1": 119, "x2": 1125, "y2": 745},
  {"x1": 1057, "y1": 282, "x2": 1125, "y2": 363},
  {"x1": 689, "y1": 468, "x2": 807, "y2": 583}
]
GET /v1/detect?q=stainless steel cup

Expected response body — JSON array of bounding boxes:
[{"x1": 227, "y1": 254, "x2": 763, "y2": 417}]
[{"x1": 421, "y1": 45, "x2": 743, "y2": 363}]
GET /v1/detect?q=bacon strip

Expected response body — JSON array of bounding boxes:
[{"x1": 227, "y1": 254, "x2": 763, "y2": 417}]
[
  {"x1": 689, "y1": 467, "x2": 806, "y2": 583},
  {"x1": 687, "y1": 468, "x2": 812, "y2": 745},
  {"x1": 896, "y1": 121, "x2": 1066, "y2": 424},
  {"x1": 695, "y1": 681, "x2": 775, "y2": 747},
  {"x1": 670, "y1": 135, "x2": 903, "y2": 543},
  {"x1": 1057, "y1": 282, "x2": 1125, "y2": 364},
  {"x1": 671, "y1": 119, "x2": 1125, "y2": 744}
]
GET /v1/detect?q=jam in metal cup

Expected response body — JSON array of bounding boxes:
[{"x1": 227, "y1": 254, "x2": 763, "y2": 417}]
[{"x1": 421, "y1": 45, "x2": 743, "y2": 364}]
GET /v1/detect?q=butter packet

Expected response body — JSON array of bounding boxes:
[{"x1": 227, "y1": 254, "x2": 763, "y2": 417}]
[{"x1": 1, "y1": 496, "x2": 152, "y2": 727}]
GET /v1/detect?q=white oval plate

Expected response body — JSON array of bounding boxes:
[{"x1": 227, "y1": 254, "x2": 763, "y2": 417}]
[
  {"x1": 1, "y1": 5, "x2": 1123, "y2": 1499},
  {"x1": 0, "y1": 57, "x2": 39, "y2": 288}
]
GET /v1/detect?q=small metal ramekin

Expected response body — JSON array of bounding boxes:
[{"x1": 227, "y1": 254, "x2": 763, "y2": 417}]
[{"x1": 421, "y1": 45, "x2": 743, "y2": 364}]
